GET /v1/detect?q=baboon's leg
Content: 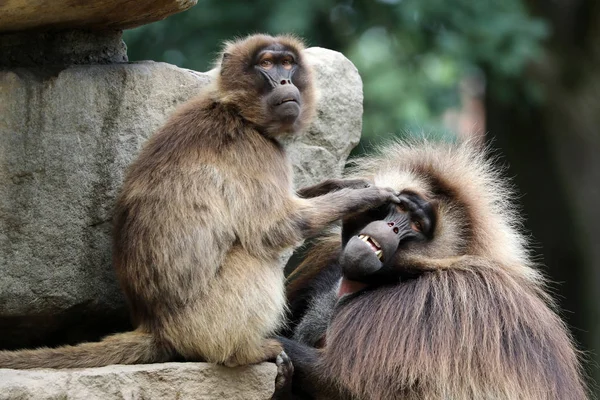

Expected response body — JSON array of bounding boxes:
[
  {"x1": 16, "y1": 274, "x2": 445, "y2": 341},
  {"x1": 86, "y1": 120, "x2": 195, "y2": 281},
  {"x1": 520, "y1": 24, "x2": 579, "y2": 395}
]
[
  {"x1": 223, "y1": 338, "x2": 283, "y2": 367},
  {"x1": 162, "y1": 250, "x2": 286, "y2": 365}
]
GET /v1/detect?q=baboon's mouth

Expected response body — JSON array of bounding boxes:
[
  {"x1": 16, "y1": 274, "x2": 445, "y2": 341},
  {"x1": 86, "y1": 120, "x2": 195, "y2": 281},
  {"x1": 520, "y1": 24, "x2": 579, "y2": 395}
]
[
  {"x1": 279, "y1": 98, "x2": 298, "y2": 105},
  {"x1": 337, "y1": 277, "x2": 368, "y2": 299},
  {"x1": 358, "y1": 234, "x2": 383, "y2": 260}
]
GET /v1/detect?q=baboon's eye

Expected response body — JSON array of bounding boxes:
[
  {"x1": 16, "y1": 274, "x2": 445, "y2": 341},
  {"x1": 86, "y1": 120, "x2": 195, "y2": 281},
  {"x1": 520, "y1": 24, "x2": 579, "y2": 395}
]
[
  {"x1": 411, "y1": 220, "x2": 423, "y2": 232},
  {"x1": 260, "y1": 59, "x2": 273, "y2": 69},
  {"x1": 282, "y1": 58, "x2": 294, "y2": 70},
  {"x1": 397, "y1": 202, "x2": 407, "y2": 213}
]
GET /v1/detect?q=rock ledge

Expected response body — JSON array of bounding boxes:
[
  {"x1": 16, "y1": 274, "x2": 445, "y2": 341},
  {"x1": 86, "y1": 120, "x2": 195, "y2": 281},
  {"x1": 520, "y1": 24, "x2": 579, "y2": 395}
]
[
  {"x1": 0, "y1": 362, "x2": 277, "y2": 400},
  {"x1": 0, "y1": 0, "x2": 197, "y2": 33}
]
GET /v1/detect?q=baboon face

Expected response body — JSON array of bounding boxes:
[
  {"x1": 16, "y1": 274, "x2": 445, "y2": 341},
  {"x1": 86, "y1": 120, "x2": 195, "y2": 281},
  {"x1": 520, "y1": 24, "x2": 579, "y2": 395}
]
[
  {"x1": 338, "y1": 191, "x2": 437, "y2": 293},
  {"x1": 251, "y1": 43, "x2": 305, "y2": 125},
  {"x1": 219, "y1": 35, "x2": 315, "y2": 135}
]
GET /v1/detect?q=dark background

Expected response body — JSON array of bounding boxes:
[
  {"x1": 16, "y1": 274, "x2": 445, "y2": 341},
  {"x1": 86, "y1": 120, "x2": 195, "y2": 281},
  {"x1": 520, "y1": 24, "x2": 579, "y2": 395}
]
[{"x1": 124, "y1": 0, "x2": 600, "y2": 393}]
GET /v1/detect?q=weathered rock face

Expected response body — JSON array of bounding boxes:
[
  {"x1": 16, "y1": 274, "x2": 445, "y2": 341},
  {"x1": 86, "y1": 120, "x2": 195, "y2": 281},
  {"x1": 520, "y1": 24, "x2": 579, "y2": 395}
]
[
  {"x1": 285, "y1": 47, "x2": 363, "y2": 188},
  {"x1": 0, "y1": 0, "x2": 198, "y2": 33},
  {"x1": 0, "y1": 362, "x2": 277, "y2": 400},
  {"x1": 0, "y1": 31, "x2": 128, "y2": 67},
  {"x1": 0, "y1": 48, "x2": 363, "y2": 348}
]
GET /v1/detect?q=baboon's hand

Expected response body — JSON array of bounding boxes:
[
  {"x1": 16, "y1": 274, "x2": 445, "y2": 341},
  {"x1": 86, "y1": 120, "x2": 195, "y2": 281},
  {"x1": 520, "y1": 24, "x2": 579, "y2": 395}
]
[
  {"x1": 271, "y1": 350, "x2": 294, "y2": 399},
  {"x1": 354, "y1": 185, "x2": 401, "y2": 207}
]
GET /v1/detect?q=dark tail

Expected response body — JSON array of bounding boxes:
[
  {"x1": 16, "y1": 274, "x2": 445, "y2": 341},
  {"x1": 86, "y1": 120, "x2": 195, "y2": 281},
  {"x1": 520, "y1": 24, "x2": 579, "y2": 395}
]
[{"x1": 0, "y1": 330, "x2": 172, "y2": 369}]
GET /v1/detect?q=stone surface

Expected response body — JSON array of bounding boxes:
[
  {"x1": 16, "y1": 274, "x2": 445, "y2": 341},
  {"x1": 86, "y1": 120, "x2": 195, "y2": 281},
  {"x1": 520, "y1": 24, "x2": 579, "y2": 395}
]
[
  {"x1": 0, "y1": 48, "x2": 363, "y2": 348},
  {"x1": 0, "y1": 0, "x2": 197, "y2": 33},
  {"x1": 0, "y1": 31, "x2": 128, "y2": 67},
  {"x1": 284, "y1": 47, "x2": 363, "y2": 188},
  {"x1": 0, "y1": 362, "x2": 277, "y2": 399}
]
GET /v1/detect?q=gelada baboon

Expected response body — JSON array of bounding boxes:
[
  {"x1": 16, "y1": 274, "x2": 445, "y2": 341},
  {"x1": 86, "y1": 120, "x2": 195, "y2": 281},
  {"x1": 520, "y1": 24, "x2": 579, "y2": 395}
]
[
  {"x1": 278, "y1": 139, "x2": 588, "y2": 399},
  {"x1": 0, "y1": 34, "x2": 398, "y2": 369}
]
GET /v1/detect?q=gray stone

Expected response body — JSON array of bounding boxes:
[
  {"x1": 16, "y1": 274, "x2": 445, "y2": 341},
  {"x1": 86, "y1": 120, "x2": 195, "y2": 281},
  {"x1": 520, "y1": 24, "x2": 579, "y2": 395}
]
[
  {"x1": 284, "y1": 47, "x2": 363, "y2": 188},
  {"x1": 0, "y1": 362, "x2": 277, "y2": 400},
  {"x1": 0, "y1": 31, "x2": 128, "y2": 68},
  {"x1": 0, "y1": 48, "x2": 363, "y2": 348}
]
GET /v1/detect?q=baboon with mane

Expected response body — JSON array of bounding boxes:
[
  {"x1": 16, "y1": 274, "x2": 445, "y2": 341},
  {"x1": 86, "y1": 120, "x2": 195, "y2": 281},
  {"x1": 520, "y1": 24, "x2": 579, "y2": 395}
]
[{"x1": 279, "y1": 139, "x2": 588, "y2": 400}]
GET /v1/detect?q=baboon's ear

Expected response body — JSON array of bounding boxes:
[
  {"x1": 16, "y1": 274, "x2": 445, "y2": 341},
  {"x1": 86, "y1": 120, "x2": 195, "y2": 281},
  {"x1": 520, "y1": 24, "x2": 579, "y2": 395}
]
[{"x1": 219, "y1": 53, "x2": 230, "y2": 75}]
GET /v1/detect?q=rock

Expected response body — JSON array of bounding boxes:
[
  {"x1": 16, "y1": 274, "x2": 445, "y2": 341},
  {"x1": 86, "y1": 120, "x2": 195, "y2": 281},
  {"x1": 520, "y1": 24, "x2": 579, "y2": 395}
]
[
  {"x1": 0, "y1": 61, "x2": 212, "y2": 349},
  {"x1": 0, "y1": 362, "x2": 277, "y2": 400},
  {"x1": 284, "y1": 47, "x2": 363, "y2": 188},
  {"x1": 0, "y1": 0, "x2": 197, "y2": 33},
  {"x1": 0, "y1": 31, "x2": 128, "y2": 67},
  {"x1": 0, "y1": 48, "x2": 363, "y2": 348}
]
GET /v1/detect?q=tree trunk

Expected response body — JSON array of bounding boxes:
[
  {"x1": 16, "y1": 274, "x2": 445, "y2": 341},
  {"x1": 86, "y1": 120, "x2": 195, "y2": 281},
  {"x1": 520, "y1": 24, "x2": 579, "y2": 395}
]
[{"x1": 485, "y1": 0, "x2": 600, "y2": 391}]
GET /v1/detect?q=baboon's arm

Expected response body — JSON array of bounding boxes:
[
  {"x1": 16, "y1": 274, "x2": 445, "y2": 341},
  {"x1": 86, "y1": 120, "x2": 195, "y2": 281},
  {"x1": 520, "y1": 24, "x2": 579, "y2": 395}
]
[
  {"x1": 296, "y1": 178, "x2": 372, "y2": 198},
  {"x1": 295, "y1": 186, "x2": 399, "y2": 238}
]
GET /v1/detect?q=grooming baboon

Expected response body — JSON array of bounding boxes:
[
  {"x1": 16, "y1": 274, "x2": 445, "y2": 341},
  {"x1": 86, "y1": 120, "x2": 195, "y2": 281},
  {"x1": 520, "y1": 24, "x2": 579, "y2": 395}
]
[
  {"x1": 0, "y1": 34, "x2": 398, "y2": 370},
  {"x1": 278, "y1": 139, "x2": 588, "y2": 400}
]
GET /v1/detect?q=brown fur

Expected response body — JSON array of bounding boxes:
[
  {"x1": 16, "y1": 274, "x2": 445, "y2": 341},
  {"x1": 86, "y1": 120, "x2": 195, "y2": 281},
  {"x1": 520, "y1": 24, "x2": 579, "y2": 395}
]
[
  {"x1": 288, "y1": 139, "x2": 588, "y2": 399},
  {"x1": 0, "y1": 34, "x2": 397, "y2": 370}
]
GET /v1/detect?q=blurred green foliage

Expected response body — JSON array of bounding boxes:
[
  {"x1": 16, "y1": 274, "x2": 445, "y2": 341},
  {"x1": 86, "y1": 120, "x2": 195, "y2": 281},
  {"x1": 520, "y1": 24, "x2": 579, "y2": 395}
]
[{"x1": 124, "y1": 0, "x2": 547, "y2": 148}]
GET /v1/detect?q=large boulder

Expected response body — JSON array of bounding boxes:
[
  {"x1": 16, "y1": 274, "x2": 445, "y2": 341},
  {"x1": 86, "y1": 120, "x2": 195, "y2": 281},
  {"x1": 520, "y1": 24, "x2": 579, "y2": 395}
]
[
  {"x1": 0, "y1": 48, "x2": 363, "y2": 348},
  {"x1": 0, "y1": 362, "x2": 276, "y2": 400},
  {"x1": 285, "y1": 48, "x2": 364, "y2": 188}
]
